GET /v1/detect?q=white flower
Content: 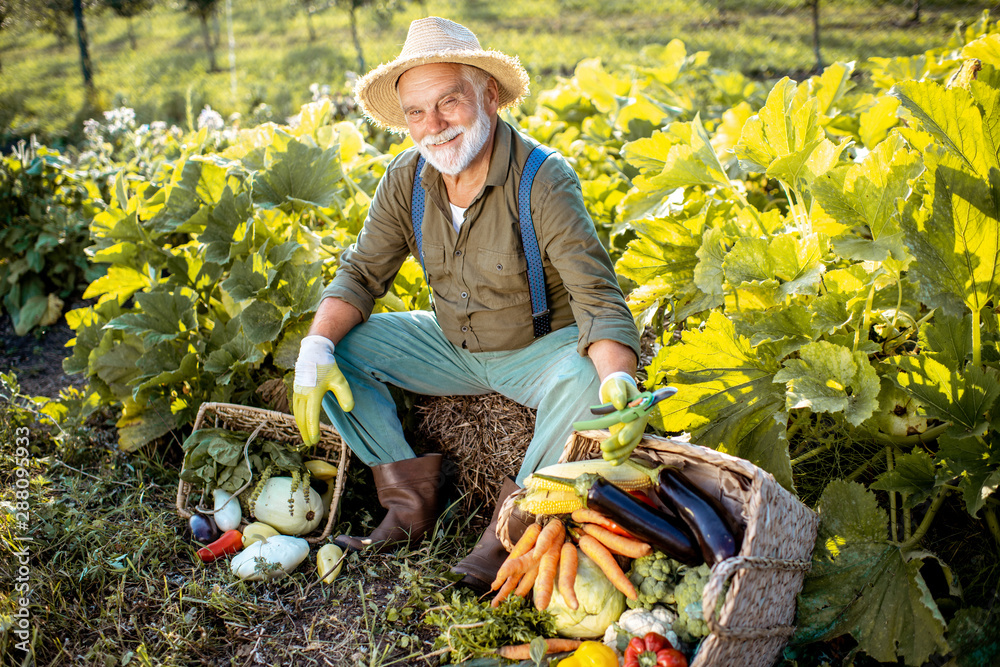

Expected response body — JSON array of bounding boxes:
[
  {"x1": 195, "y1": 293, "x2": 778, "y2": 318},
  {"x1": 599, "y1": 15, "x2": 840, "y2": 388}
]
[{"x1": 197, "y1": 105, "x2": 225, "y2": 132}]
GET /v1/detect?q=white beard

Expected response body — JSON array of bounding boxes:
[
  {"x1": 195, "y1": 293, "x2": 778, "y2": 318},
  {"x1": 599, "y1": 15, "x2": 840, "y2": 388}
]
[{"x1": 416, "y1": 105, "x2": 491, "y2": 176}]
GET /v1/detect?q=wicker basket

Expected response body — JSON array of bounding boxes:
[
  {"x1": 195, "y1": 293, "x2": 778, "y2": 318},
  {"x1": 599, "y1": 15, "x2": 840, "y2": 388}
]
[
  {"x1": 175, "y1": 402, "x2": 351, "y2": 544},
  {"x1": 499, "y1": 429, "x2": 817, "y2": 667}
]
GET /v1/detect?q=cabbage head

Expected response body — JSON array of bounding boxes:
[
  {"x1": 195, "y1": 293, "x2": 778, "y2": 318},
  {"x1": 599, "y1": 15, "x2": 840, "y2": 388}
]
[{"x1": 537, "y1": 549, "x2": 625, "y2": 638}]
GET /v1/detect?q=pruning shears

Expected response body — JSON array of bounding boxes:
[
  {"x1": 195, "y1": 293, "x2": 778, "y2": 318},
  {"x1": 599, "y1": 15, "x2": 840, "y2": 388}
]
[{"x1": 572, "y1": 386, "x2": 678, "y2": 430}]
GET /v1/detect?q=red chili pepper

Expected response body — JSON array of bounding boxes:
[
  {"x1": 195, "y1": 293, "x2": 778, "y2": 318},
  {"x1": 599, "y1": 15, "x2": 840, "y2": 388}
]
[
  {"x1": 196, "y1": 529, "x2": 243, "y2": 563},
  {"x1": 623, "y1": 632, "x2": 688, "y2": 667}
]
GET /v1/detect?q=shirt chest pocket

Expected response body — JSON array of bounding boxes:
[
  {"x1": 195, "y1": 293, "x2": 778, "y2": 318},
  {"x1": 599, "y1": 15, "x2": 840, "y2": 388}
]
[
  {"x1": 475, "y1": 247, "x2": 531, "y2": 309},
  {"x1": 422, "y1": 243, "x2": 453, "y2": 299}
]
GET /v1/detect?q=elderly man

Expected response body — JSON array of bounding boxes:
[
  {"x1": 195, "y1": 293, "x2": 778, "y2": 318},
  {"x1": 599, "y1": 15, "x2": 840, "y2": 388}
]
[{"x1": 292, "y1": 16, "x2": 643, "y2": 591}]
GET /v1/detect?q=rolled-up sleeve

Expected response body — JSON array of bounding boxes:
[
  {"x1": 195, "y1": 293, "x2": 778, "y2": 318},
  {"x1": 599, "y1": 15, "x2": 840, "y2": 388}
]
[{"x1": 535, "y1": 160, "x2": 641, "y2": 360}]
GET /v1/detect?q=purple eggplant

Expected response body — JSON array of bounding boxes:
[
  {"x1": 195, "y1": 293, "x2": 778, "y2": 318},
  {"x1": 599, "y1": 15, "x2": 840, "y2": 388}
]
[
  {"x1": 585, "y1": 476, "x2": 703, "y2": 566},
  {"x1": 189, "y1": 513, "x2": 219, "y2": 543},
  {"x1": 655, "y1": 468, "x2": 740, "y2": 565}
]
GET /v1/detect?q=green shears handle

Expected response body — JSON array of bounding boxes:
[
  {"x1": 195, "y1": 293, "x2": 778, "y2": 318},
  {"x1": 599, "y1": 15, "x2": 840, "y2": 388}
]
[{"x1": 572, "y1": 386, "x2": 678, "y2": 430}]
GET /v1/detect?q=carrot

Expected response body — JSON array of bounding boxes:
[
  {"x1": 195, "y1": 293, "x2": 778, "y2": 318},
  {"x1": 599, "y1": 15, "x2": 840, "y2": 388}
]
[
  {"x1": 533, "y1": 541, "x2": 562, "y2": 610},
  {"x1": 490, "y1": 574, "x2": 521, "y2": 608},
  {"x1": 496, "y1": 638, "x2": 583, "y2": 660},
  {"x1": 580, "y1": 523, "x2": 653, "y2": 559},
  {"x1": 558, "y1": 542, "x2": 579, "y2": 610},
  {"x1": 531, "y1": 518, "x2": 566, "y2": 560},
  {"x1": 491, "y1": 522, "x2": 542, "y2": 590},
  {"x1": 571, "y1": 507, "x2": 635, "y2": 538},
  {"x1": 578, "y1": 534, "x2": 638, "y2": 600},
  {"x1": 514, "y1": 562, "x2": 539, "y2": 598}
]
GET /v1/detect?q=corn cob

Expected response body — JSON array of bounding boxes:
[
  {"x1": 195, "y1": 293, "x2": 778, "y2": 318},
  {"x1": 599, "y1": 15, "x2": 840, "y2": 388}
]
[
  {"x1": 525, "y1": 458, "x2": 654, "y2": 492},
  {"x1": 518, "y1": 488, "x2": 583, "y2": 515}
]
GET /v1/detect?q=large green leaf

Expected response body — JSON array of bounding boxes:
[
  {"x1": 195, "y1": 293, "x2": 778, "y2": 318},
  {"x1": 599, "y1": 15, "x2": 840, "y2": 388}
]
[
  {"x1": 895, "y1": 356, "x2": 1000, "y2": 436},
  {"x1": 116, "y1": 396, "x2": 180, "y2": 453},
  {"x1": 735, "y1": 77, "x2": 825, "y2": 174},
  {"x1": 250, "y1": 133, "x2": 344, "y2": 211},
  {"x1": 617, "y1": 217, "x2": 702, "y2": 290},
  {"x1": 643, "y1": 115, "x2": 731, "y2": 192},
  {"x1": 812, "y1": 132, "x2": 922, "y2": 240},
  {"x1": 82, "y1": 265, "x2": 153, "y2": 304},
  {"x1": 773, "y1": 341, "x2": 880, "y2": 426},
  {"x1": 920, "y1": 312, "x2": 972, "y2": 366},
  {"x1": 90, "y1": 334, "x2": 145, "y2": 399},
  {"x1": 769, "y1": 232, "x2": 826, "y2": 297},
  {"x1": 648, "y1": 311, "x2": 792, "y2": 488},
  {"x1": 870, "y1": 449, "x2": 939, "y2": 507},
  {"x1": 239, "y1": 299, "x2": 284, "y2": 345},
  {"x1": 937, "y1": 431, "x2": 1000, "y2": 516},
  {"x1": 199, "y1": 186, "x2": 255, "y2": 265},
  {"x1": 795, "y1": 480, "x2": 949, "y2": 665},
  {"x1": 899, "y1": 147, "x2": 1000, "y2": 317},
  {"x1": 105, "y1": 290, "x2": 199, "y2": 346},
  {"x1": 891, "y1": 79, "x2": 999, "y2": 180}
]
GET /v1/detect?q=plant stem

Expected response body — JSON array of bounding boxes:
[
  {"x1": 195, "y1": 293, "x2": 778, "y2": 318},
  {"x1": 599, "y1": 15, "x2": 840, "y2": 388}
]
[
  {"x1": 872, "y1": 422, "x2": 950, "y2": 447},
  {"x1": 887, "y1": 447, "x2": 898, "y2": 541},
  {"x1": 854, "y1": 280, "x2": 877, "y2": 353},
  {"x1": 898, "y1": 485, "x2": 950, "y2": 550},
  {"x1": 846, "y1": 447, "x2": 888, "y2": 482},
  {"x1": 903, "y1": 503, "x2": 912, "y2": 542},
  {"x1": 791, "y1": 440, "x2": 837, "y2": 467},
  {"x1": 786, "y1": 408, "x2": 811, "y2": 443},
  {"x1": 972, "y1": 306, "x2": 982, "y2": 367}
]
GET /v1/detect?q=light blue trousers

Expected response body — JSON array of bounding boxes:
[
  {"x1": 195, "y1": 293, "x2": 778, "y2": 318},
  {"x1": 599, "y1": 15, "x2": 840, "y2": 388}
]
[{"x1": 321, "y1": 311, "x2": 601, "y2": 485}]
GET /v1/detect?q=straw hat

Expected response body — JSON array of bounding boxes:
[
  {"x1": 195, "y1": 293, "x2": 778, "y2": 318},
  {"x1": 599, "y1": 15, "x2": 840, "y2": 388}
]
[{"x1": 354, "y1": 17, "x2": 530, "y2": 132}]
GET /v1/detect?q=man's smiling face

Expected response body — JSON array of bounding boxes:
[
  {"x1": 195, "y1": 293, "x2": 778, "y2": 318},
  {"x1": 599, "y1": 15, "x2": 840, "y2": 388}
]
[{"x1": 397, "y1": 63, "x2": 497, "y2": 176}]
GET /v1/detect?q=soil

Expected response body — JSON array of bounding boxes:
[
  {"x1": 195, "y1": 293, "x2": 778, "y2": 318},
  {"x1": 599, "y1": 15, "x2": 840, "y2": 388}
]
[{"x1": 0, "y1": 313, "x2": 88, "y2": 398}]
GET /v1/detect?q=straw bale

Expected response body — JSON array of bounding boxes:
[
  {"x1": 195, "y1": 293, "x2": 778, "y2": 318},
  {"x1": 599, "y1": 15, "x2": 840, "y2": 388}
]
[{"x1": 414, "y1": 393, "x2": 535, "y2": 515}]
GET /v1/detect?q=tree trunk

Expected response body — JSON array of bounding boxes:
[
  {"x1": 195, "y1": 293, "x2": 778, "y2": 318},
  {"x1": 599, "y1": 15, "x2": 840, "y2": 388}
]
[
  {"x1": 128, "y1": 17, "x2": 137, "y2": 50},
  {"x1": 911, "y1": 0, "x2": 921, "y2": 24},
  {"x1": 73, "y1": 0, "x2": 95, "y2": 92},
  {"x1": 200, "y1": 13, "x2": 219, "y2": 71},
  {"x1": 348, "y1": 5, "x2": 365, "y2": 73},
  {"x1": 811, "y1": 0, "x2": 822, "y2": 73},
  {"x1": 307, "y1": 8, "x2": 316, "y2": 42}
]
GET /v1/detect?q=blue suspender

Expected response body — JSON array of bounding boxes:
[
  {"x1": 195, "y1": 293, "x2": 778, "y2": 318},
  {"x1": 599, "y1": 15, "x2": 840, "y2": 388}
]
[{"x1": 410, "y1": 144, "x2": 556, "y2": 338}]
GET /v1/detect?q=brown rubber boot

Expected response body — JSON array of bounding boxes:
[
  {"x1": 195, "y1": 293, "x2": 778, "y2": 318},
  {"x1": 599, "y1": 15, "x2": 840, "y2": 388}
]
[
  {"x1": 451, "y1": 476, "x2": 536, "y2": 593},
  {"x1": 335, "y1": 453, "x2": 443, "y2": 552}
]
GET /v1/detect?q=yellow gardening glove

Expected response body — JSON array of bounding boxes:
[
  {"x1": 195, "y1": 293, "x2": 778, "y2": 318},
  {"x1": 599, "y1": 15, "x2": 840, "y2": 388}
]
[
  {"x1": 598, "y1": 372, "x2": 646, "y2": 466},
  {"x1": 292, "y1": 335, "x2": 354, "y2": 446}
]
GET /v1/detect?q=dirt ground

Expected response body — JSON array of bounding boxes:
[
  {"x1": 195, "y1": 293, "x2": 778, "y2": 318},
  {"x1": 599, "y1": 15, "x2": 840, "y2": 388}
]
[{"x1": 0, "y1": 313, "x2": 88, "y2": 398}]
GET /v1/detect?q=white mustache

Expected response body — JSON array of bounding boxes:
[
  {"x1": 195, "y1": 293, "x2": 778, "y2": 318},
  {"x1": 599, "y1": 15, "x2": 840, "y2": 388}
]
[{"x1": 422, "y1": 126, "x2": 464, "y2": 148}]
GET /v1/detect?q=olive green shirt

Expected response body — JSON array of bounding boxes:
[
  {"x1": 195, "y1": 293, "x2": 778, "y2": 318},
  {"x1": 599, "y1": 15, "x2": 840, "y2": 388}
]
[{"x1": 323, "y1": 120, "x2": 640, "y2": 359}]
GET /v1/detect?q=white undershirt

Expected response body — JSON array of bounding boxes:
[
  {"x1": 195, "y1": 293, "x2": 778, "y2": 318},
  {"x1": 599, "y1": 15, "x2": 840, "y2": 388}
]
[{"x1": 449, "y1": 203, "x2": 467, "y2": 233}]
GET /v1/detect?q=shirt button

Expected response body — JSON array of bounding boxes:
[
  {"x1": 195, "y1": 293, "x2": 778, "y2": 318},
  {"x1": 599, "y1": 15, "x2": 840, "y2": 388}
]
[
  {"x1": 455, "y1": 250, "x2": 462, "y2": 256},
  {"x1": 461, "y1": 291, "x2": 468, "y2": 299},
  {"x1": 496, "y1": 263, "x2": 503, "y2": 271},
  {"x1": 461, "y1": 326, "x2": 469, "y2": 332}
]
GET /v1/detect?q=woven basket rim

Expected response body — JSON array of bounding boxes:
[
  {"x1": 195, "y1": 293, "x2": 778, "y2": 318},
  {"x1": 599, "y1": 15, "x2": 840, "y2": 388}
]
[{"x1": 175, "y1": 402, "x2": 350, "y2": 544}]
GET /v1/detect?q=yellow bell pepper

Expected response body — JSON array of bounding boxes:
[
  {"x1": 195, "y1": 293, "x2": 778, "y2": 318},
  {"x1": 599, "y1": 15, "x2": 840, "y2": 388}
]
[{"x1": 558, "y1": 641, "x2": 618, "y2": 667}]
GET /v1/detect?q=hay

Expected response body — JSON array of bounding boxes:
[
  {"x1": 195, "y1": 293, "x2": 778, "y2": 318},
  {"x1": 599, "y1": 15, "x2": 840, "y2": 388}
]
[{"x1": 415, "y1": 393, "x2": 536, "y2": 516}]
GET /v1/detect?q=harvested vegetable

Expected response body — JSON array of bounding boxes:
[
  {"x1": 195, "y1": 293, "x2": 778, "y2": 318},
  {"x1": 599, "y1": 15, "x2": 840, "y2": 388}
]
[
  {"x1": 304, "y1": 459, "x2": 338, "y2": 480},
  {"x1": 672, "y1": 563, "x2": 713, "y2": 642},
  {"x1": 533, "y1": 541, "x2": 562, "y2": 610},
  {"x1": 231, "y1": 534, "x2": 310, "y2": 581},
  {"x1": 496, "y1": 637, "x2": 583, "y2": 660},
  {"x1": 526, "y1": 459, "x2": 654, "y2": 492},
  {"x1": 626, "y1": 551, "x2": 681, "y2": 609},
  {"x1": 655, "y1": 467, "x2": 739, "y2": 565},
  {"x1": 189, "y1": 513, "x2": 218, "y2": 543},
  {"x1": 242, "y1": 521, "x2": 280, "y2": 547},
  {"x1": 558, "y1": 541, "x2": 579, "y2": 611},
  {"x1": 317, "y1": 543, "x2": 345, "y2": 583},
  {"x1": 251, "y1": 476, "x2": 324, "y2": 535},
  {"x1": 559, "y1": 640, "x2": 619, "y2": 667},
  {"x1": 544, "y1": 548, "x2": 625, "y2": 638},
  {"x1": 212, "y1": 488, "x2": 242, "y2": 532},
  {"x1": 518, "y1": 487, "x2": 583, "y2": 515},
  {"x1": 624, "y1": 632, "x2": 687, "y2": 667},
  {"x1": 424, "y1": 594, "x2": 557, "y2": 663},
  {"x1": 543, "y1": 473, "x2": 702, "y2": 566},
  {"x1": 571, "y1": 507, "x2": 635, "y2": 538},
  {"x1": 196, "y1": 529, "x2": 243, "y2": 563},
  {"x1": 577, "y1": 534, "x2": 637, "y2": 600},
  {"x1": 491, "y1": 522, "x2": 542, "y2": 590},
  {"x1": 579, "y1": 523, "x2": 652, "y2": 559}
]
